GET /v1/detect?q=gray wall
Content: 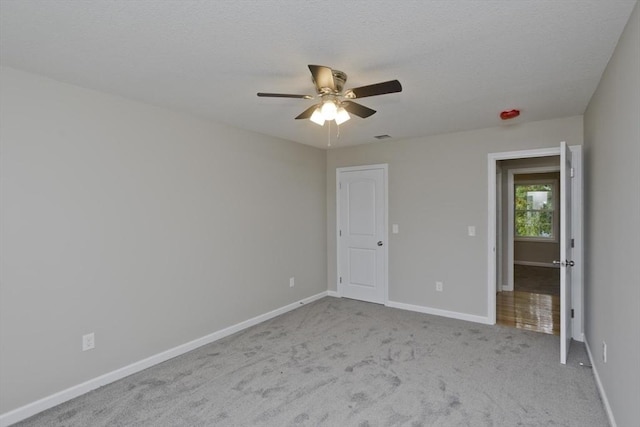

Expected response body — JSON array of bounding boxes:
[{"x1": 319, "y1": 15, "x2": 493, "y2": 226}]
[
  {"x1": 0, "y1": 67, "x2": 327, "y2": 413},
  {"x1": 583, "y1": 3, "x2": 640, "y2": 425},
  {"x1": 327, "y1": 116, "x2": 583, "y2": 317}
]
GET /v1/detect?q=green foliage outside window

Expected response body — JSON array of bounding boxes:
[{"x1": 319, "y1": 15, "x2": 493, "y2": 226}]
[{"x1": 515, "y1": 183, "x2": 554, "y2": 239}]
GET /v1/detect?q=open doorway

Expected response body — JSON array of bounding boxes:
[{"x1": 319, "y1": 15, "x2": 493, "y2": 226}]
[
  {"x1": 487, "y1": 144, "x2": 583, "y2": 364},
  {"x1": 496, "y1": 158, "x2": 560, "y2": 335}
]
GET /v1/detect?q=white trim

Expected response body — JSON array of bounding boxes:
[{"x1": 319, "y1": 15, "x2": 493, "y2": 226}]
[
  {"x1": 506, "y1": 165, "x2": 560, "y2": 291},
  {"x1": 488, "y1": 147, "x2": 560, "y2": 319},
  {"x1": 327, "y1": 290, "x2": 340, "y2": 298},
  {"x1": 0, "y1": 292, "x2": 328, "y2": 427},
  {"x1": 330, "y1": 293, "x2": 490, "y2": 325},
  {"x1": 584, "y1": 337, "x2": 617, "y2": 427},
  {"x1": 487, "y1": 156, "x2": 498, "y2": 323},
  {"x1": 336, "y1": 163, "x2": 389, "y2": 305},
  {"x1": 570, "y1": 146, "x2": 584, "y2": 340},
  {"x1": 488, "y1": 145, "x2": 585, "y2": 331},
  {"x1": 514, "y1": 260, "x2": 559, "y2": 268},
  {"x1": 384, "y1": 166, "x2": 389, "y2": 304},
  {"x1": 386, "y1": 301, "x2": 492, "y2": 325},
  {"x1": 489, "y1": 147, "x2": 561, "y2": 160}
]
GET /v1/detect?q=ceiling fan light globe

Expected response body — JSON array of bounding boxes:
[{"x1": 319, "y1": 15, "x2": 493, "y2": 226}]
[
  {"x1": 335, "y1": 107, "x2": 351, "y2": 125},
  {"x1": 310, "y1": 108, "x2": 325, "y2": 126},
  {"x1": 321, "y1": 100, "x2": 338, "y2": 120}
]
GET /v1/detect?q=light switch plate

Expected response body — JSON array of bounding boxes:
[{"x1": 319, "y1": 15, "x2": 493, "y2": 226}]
[
  {"x1": 468, "y1": 226, "x2": 476, "y2": 237},
  {"x1": 392, "y1": 224, "x2": 399, "y2": 234}
]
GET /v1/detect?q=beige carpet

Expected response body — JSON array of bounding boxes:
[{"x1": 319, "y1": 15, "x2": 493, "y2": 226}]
[{"x1": 15, "y1": 297, "x2": 606, "y2": 426}]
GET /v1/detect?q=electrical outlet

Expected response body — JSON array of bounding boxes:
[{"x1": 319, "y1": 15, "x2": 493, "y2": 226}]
[
  {"x1": 289, "y1": 277, "x2": 295, "y2": 288},
  {"x1": 82, "y1": 333, "x2": 95, "y2": 351},
  {"x1": 603, "y1": 341, "x2": 607, "y2": 363},
  {"x1": 436, "y1": 281, "x2": 443, "y2": 292}
]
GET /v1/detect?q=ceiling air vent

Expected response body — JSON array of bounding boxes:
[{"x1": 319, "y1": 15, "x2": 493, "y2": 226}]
[{"x1": 374, "y1": 134, "x2": 392, "y2": 140}]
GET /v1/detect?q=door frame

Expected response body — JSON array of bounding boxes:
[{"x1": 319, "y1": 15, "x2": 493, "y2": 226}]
[
  {"x1": 505, "y1": 165, "x2": 560, "y2": 292},
  {"x1": 336, "y1": 164, "x2": 389, "y2": 304},
  {"x1": 487, "y1": 145, "x2": 584, "y2": 341}
]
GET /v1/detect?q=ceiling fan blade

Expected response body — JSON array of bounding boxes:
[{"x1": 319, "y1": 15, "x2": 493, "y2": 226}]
[
  {"x1": 342, "y1": 101, "x2": 376, "y2": 118},
  {"x1": 295, "y1": 104, "x2": 320, "y2": 120},
  {"x1": 257, "y1": 92, "x2": 313, "y2": 99},
  {"x1": 308, "y1": 65, "x2": 336, "y2": 92},
  {"x1": 348, "y1": 80, "x2": 402, "y2": 99}
]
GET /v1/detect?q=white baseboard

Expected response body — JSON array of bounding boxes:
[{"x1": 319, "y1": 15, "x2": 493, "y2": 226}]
[
  {"x1": 584, "y1": 336, "x2": 617, "y2": 427},
  {"x1": 0, "y1": 291, "x2": 328, "y2": 427},
  {"x1": 327, "y1": 294, "x2": 490, "y2": 326},
  {"x1": 386, "y1": 300, "x2": 492, "y2": 325},
  {"x1": 514, "y1": 260, "x2": 559, "y2": 268}
]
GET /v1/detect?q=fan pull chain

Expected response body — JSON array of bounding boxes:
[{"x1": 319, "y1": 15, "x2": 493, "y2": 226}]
[{"x1": 327, "y1": 120, "x2": 331, "y2": 147}]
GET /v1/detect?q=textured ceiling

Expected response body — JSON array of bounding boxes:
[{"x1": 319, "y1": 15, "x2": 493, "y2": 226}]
[{"x1": 0, "y1": 0, "x2": 636, "y2": 149}]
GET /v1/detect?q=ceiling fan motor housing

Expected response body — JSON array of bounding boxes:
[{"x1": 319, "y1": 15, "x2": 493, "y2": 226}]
[{"x1": 330, "y1": 70, "x2": 347, "y2": 93}]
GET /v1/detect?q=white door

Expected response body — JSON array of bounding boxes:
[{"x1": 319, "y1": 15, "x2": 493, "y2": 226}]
[
  {"x1": 559, "y1": 141, "x2": 573, "y2": 364},
  {"x1": 338, "y1": 165, "x2": 387, "y2": 304}
]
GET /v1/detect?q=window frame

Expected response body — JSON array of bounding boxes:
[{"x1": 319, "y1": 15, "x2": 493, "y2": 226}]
[{"x1": 513, "y1": 178, "x2": 559, "y2": 243}]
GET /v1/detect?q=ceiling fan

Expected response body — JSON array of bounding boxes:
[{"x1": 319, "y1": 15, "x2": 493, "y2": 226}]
[{"x1": 257, "y1": 65, "x2": 402, "y2": 126}]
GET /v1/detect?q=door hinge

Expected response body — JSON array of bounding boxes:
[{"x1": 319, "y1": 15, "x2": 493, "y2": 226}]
[
  {"x1": 339, "y1": 182, "x2": 342, "y2": 190},
  {"x1": 571, "y1": 238, "x2": 575, "y2": 248},
  {"x1": 339, "y1": 277, "x2": 342, "y2": 284},
  {"x1": 570, "y1": 167, "x2": 575, "y2": 178},
  {"x1": 571, "y1": 309, "x2": 574, "y2": 318},
  {"x1": 339, "y1": 229, "x2": 342, "y2": 237}
]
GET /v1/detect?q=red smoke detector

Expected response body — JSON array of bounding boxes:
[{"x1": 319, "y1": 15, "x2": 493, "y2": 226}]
[{"x1": 500, "y1": 109, "x2": 520, "y2": 120}]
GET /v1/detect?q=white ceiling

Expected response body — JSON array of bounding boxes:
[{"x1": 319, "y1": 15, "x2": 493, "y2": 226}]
[{"x1": 1, "y1": 0, "x2": 636, "y2": 149}]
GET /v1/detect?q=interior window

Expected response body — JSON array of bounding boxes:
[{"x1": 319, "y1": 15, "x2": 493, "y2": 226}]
[{"x1": 514, "y1": 182, "x2": 556, "y2": 240}]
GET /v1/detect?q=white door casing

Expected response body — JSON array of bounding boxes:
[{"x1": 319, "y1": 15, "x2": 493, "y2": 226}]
[
  {"x1": 487, "y1": 144, "x2": 583, "y2": 358},
  {"x1": 337, "y1": 165, "x2": 388, "y2": 304},
  {"x1": 559, "y1": 141, "x2": 573, "y2": 364}
]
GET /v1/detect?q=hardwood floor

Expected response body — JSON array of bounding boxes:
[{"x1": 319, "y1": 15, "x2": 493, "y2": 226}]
[{"x1": 496, "y1": 290, "x2": 560, "y2": 335}]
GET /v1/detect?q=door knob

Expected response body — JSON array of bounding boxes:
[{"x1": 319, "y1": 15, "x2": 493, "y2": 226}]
[
  {"x1": 377, "y1": 241, "x2": 383, "y2": 246},
  {"x1": 553, "y1": 260, "x2": 575, "y2": 267}
]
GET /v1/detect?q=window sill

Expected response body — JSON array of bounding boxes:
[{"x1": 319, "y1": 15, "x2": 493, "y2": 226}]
[{"x1": 514, "y1": 237, "x2": 558, "y2": 243}]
